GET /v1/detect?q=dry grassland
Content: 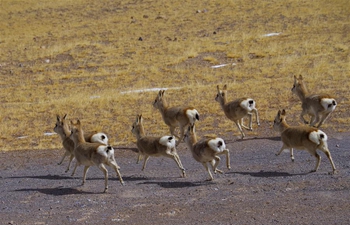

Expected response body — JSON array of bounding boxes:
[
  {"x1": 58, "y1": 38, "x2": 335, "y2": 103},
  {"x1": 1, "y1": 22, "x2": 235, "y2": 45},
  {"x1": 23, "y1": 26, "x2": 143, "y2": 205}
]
[{"x1": 0, "y1": 0, "x2": 349, "y2": 151}]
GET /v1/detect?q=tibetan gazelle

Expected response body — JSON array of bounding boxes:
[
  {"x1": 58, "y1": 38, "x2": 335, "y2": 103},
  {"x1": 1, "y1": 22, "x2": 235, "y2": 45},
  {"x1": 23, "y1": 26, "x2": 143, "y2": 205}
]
[
  {"x1": 291, "y1": 75, "x2": 337, "y2": 128},
  {"x1": 54, "y1": 114, "x2": 109, "y2": 173},
  {"x1": 131, "y1": 114, "x2": 186, "y2": 178},
  {"x1": 184, "y1": 124, "x2": 230, "y2": 181},
  {"x1": 153, "y1": 90, "x2": 199, "y2": 145},
  {"x1": 273, "y1": 109, "x2": 336, "y2": 174},
  {"x1": 215, "y1": 84, "x2": 260, "y2": 139},
  {"x1": 69, "y1": 120, "x2": 124, "y2": 192}
]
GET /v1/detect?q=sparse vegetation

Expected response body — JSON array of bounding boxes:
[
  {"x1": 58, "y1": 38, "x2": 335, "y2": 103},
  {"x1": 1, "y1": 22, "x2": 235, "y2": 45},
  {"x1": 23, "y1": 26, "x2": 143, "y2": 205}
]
[{"x1": 0, "y1": 0, "x2": 349, "y2": 151}]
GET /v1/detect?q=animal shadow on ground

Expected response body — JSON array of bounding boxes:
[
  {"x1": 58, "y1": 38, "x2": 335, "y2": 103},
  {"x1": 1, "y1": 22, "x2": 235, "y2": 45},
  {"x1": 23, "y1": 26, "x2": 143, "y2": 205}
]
[
  {"x1": 228, "y1": 136, "x2": 281, "y2": 143},
  {"x1": 230, "y1": 170, "x2": 309, "y2": 177},
  {"x1": 138, "y1": 181, "x2": 213, "y2": 188},
  {"x1": 14, "y1": 187, "x2": 95, "y2": 196},
  {"x1": 9, "y1": 174, "x2": 75, "y2": 180}
]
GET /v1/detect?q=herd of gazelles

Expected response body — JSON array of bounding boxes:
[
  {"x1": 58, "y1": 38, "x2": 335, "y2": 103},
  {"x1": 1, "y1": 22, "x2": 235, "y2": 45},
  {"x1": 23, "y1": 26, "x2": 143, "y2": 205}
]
[{"x1": 54, "y1": 75, "x2": 338, "y2": 192}]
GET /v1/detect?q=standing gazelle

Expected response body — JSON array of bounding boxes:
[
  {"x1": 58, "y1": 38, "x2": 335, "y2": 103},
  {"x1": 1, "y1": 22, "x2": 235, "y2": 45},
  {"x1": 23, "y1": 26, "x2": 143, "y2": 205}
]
[
  {"x1": 184, "y1": 124, "x2": 230, "y2": 181},
  {"x1": 131, "y1": 114, "x2": 186, "y2": 178},
  {"x1": 70, "y1": 120, "x2": 124, "y2": 192},
  {"x1": 54, "y1": 114, "x2": 109, "y2": 173},
  {"x1": 292, "y1": 75, "x2": 337, "y2": 128},
  {"x1": 153, "y1": 90, "x2": 199, "y2": 146},
  {"x1": 215, "y1": 84, "x2": 260, "y2": 139},
  {"x1": 273, "y1": 109, "x2": 336, "y2": 174}
]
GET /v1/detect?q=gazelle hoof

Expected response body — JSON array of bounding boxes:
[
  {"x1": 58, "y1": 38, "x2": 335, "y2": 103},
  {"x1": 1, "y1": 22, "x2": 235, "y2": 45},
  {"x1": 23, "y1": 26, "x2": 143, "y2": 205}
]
[
  {"x1": 329, "y1": 170, "x2": 337, "y2": 175},
  {"x1": 215, "y1": 169, "x2": 224, "y2": 174}
]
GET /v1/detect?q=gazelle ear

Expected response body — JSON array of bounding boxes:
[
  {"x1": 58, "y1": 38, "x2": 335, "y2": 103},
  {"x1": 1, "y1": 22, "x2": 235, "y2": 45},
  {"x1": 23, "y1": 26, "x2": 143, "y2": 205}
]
[
  {"x1": 277, "y1": 110, "x2": 281, "y2": 117},
  {"x1": 57, "y1": 115, "x2": 61, "y2": 122},
  {"x1": 281, "y1": 109, "x2": 286, "y2": 116},
  {"x1": 139, "y1": 114, "x2": 143, "y2": 123},
  {"x1": 223, "y1": 84, "x2": 227, "y2": 90},
  {"x1": 63, "y1": 114, "x2": 67, "y2": 120},
  {"x1": 161, "y1": 90, "x2": 165, "y2": 96},
  {"x1": 216, "y1": 85, "x2": 220, "y2": 93},
  {"x1": 299, "y1": 74, "x2": 303, "y2": 80}
]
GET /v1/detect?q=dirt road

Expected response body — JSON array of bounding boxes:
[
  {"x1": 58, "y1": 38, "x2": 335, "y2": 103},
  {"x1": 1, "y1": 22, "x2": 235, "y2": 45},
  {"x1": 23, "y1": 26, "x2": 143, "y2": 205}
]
[{"x1": 1, "y1": 130, "x2": 349, "y2": 224}]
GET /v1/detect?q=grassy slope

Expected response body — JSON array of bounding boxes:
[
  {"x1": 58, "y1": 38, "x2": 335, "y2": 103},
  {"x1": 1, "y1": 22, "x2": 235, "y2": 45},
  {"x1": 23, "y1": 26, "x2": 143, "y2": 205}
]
[{"x1": 0, "y1": 0, "x2": 349, "y2": 151}]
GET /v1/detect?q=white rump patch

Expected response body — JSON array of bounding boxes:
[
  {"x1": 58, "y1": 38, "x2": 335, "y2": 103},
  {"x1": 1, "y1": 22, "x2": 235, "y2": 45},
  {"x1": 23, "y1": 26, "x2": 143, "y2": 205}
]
[
  {"x1": 321, "y1": 98, "x2": 337, "y2": 112},
  {"x1": 309, "y1": 131, "x2": 327, "y2": 145},
  {"x1": 240, "y1": 99, "x2": 256, "y2": 112},
  {"x1": 91, "y1": 133, "x2": 109, "y2": 145},
  {"x1": 208, "y1": 138, "x2": 226, "y2": 153},
  {"x1": 97, "y1": 145, "x2": 114, "y2": 157},
  {"x1": 186, "y1": 109, "x2": 199, "y2": 124},
  {"x1": 159, "y1": 136, "x2": 176, "y2": 148}
]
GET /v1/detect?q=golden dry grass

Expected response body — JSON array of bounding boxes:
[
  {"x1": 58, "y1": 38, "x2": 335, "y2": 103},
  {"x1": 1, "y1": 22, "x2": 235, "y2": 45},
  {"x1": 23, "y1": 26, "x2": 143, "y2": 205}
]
[{"x1": 0, "y1": 0, "x2": 349, "y2": 151}]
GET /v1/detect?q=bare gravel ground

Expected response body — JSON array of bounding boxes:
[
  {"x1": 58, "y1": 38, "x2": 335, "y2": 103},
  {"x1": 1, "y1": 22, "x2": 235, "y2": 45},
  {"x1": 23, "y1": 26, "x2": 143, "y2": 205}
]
[{"x1": 1, "y1": 129, "x2": 350, "y2": 225}]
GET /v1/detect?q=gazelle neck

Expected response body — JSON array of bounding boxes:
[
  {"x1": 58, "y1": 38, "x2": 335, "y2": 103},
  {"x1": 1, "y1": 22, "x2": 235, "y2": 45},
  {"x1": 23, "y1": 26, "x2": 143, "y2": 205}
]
[
  {"x1": 62, "y1": 123, "x2": 71, "y2": 138},
  {"x1": 136, "y1": 125, "x2": 145, "y2": 140},
  {"x1": 73, "y1": 127, "x2": 86, "y2": 144},
  {"x1": 278, "y1": 119, "x2": 290, "y2": 133},
  {"x1": 295, "y1": 84, "x2": 308, "y2": 101}
]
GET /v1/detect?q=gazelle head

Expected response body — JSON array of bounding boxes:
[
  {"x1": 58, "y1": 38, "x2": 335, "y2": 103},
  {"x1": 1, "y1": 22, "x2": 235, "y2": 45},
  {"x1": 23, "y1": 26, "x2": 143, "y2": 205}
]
[
  {"x1": 131, "y1": 114, "x2": 145, "y2": 138},
  {"x1": 54, "y1": 114, "x2": 71, "y2": 137},
  {"x1": 184, "y1": 124, "x2": 196, "y2": 144},
  {"x1": 273, "y1": 109, "x2": 287, "y2": 132},
  {"x1": 153, "y1": 90, "x2": 166, "y2": 110},
  {"x1": 291, "y1": 75, "x2": 308, "y2": 95},
  {"x1": 69, "y1": 119, "x2": 84, "y2": 143},
  {"x1": 215, "y1": 85, "x2": 227, "y2": 104}
]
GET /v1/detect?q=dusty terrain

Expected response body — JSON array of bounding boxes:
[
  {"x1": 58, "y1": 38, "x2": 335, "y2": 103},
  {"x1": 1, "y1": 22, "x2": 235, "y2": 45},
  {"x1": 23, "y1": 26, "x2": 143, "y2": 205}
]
[{"x1": 1, "y1": 125, "x2": 349, "y2": 225}]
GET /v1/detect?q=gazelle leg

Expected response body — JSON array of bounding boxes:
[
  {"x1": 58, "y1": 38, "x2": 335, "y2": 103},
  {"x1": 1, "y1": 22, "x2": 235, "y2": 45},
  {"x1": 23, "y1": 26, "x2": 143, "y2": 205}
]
[
  {"x1": 110, "y1": 161, "x2": 125, "y2": 185},
  {"x1": 142, "y1": 155, "x2": 150, "y2": 171},
  {"x1": 98, "y1": 164, "x2": 109, "y2": 192},
  {"x1": 241, "y1": 114, "x2": 253, "y2": 131},
  {"x1": 136, "y1": 153, "x2": 142, "y2": 164},
  {"x1": 202, "y1": 162, "x2": 213, "y2": 181},
  {"x1": 308, "y1": 150, "x2": 321, "y2": 173},
  {"x1": 82, "y1": 166, "x2": 90, "y2": 185},
  {"x1": 58, "y1": 150, "x2": 68, "y2": 165},
  {"x1": 224, "y1": 149, "x2": 231, "y2": 169},
  {"x1": 71, "y1": 161, "x2": 79, "y2": 176},
  {"x1": 290, "y1": 148, "x2": 294, "y2": 162},
  {"x1": 234, "y1": 121, "x2": 245, "y2": 139},
  {"x1": 211, "y1": 157, "x2": 223, "y2": 174},
  {"x1": 165, "y1": 150, "x2": 186, "y2": 177},
  {"x1": 317, "y1": 113, "x2": 330, "y2": 128},
  {"x1": 65, "y1": 154, "x2": 75, "y2": 173},
  {"x1": 170, "y1": 126, "x2": 180, "y2": 140},
  {"x1": 276, "y1": 144, "x2": 287, "y2": 156},
  {"x1": 253, "y1": 108, "x2": 260, "y2": 126},
  {"x1": 310, "y1": 114, "x2": 320, "y2": 127},
  {"x1": 319, "y1": 144, "x2": 337, "y2": 174},
  {"x1": 300, "y1": 111, "x2": 309, "y2": 124}
]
